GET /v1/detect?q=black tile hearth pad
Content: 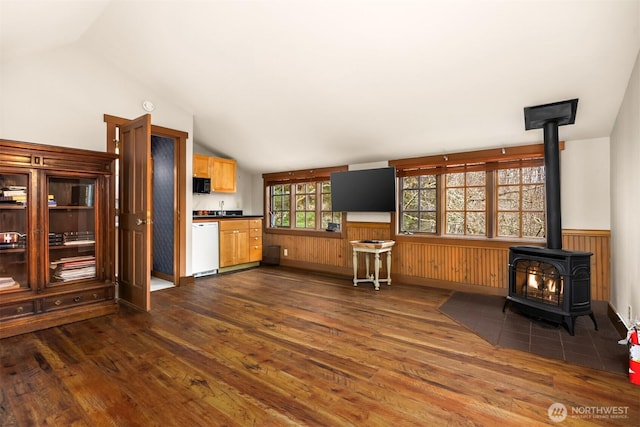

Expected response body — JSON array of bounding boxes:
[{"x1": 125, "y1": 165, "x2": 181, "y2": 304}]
[{"x1": 439, "y1": 292, "x2": 628, "y2": 375}]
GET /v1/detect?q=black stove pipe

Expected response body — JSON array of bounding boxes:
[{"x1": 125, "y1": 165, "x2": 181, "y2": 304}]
[
  {"x1": 543, "y1": 121, "x2": 562, "y2": 250},
  {"x1": 523, "y1": 98, "x2": 578, "y2": 251}
]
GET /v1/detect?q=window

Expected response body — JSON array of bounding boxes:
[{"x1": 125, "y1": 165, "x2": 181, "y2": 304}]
[
  {"x1": 400, "y1": 167, "x2": 543, "y2": 238},
  {"x1": 267, "y1": 181, "x2": 341, "y2": 231},
  {"x1": 400, "y1": 175, "x2": 437, "y2": 233},
  {"x1": 496, "y1": 166, "x2": 546, "y2": 238},
  {"x1": 392, "y1": 143, "x2": 551, "y2": 240},
  {"x1": 445, "y1": 171, "x2": 486, "y2": 236},
  {"x1": 263, "y1": 166, "x2": 346, "y2": 232},
  {"x1": 320, "y1": 181, "x2": 342, "y2": 230},
  {"x1": 270, "y1": 184, "x2": 290, "y2": 227},
  {"x1": 295, "y1": 183, "x2": 316, "y2": 229}
]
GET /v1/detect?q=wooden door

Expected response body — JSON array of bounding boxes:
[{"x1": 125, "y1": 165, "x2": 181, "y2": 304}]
[{"x1": 118, "y1": 114, "x2": 152, "y2": 311}]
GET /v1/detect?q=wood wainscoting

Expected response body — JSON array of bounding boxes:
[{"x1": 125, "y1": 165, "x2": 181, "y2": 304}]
[
  {"x1": 263, "y1": 224, "x2": 611, "y2": 301},
  {"x1": 562, "y1": 229, "x2": 611, "y2": 301}
]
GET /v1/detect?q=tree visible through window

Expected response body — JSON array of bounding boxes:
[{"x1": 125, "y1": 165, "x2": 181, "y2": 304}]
[
  {"x1": 445, "y1": 171, "x2": 486, "y2": 236},
  {"x1": 321, "y1": 181, "x2": 341, "y2": 230},
  {"x1": 401, "y1": 175, "x2": 437, "y2": 233},
  {"x1": 497, "y1": 166, "x2": 546, "y2": 238},
  {"x1": 295, "y1": 183, "x2": 316, "y2": 228},
  {"x1": 267, "y1": 180, "x2": 341, "y2": 231},
  {"x1": 398, "y1": 161, "x2": 546, "y2": 240},
  {"x1": 270, "y1": 184, "x2": 290, "y2": 227}
]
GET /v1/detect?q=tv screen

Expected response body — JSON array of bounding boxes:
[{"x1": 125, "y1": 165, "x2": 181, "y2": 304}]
[{"x1": 330, "y1": 167, "x2": 397, "y2": 212}]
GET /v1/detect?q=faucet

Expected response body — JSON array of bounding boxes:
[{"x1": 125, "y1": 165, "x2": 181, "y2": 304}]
[{"x1": 220, "y1": 200, "x2": 225, "y2": 216}]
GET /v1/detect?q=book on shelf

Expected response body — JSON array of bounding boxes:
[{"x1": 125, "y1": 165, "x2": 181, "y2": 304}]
[
  {"x1": 50, "y1": 255, "x2": 95, "y2": 269},
  {"x1": 50, "y1": 255, "x2": 96, "y2": 281},
  {"x1": 53, "y1": 267, "x2": 96, "y2": 281},
  {"x1": 0, "y1": 277, "x2": 19, "y2": 292},
  {"x1": 0, "y1": 277, "x2": 16, "y2": 286},
  {"x1": 0, "y1": 243, "x2": 23, "y2": 249},
  {"x1": 62, "y1": 231, "x2": 95, "y2": 245},
  {"x1": 0, "y1": 232, "x2": 25, "y2": 249},
  {"x1": 0, "y1": 189, "x2": 26, "y2": 197},
  {"x1": 62, "y1": 240, "x2": 95, "y2": 246}
]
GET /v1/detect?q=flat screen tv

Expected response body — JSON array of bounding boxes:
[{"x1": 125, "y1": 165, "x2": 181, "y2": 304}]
[{"x1": 330, "y1": 167, "x2": 397, "y2": 212}]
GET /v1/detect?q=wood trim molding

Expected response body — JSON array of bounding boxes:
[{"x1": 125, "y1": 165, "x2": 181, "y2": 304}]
[
  {"x1": 389, "y1": 142, "x2": 564, "y2": 169},
  {"x1": 562, "y1": 229, "x2": 610, "y2": 237},
  {"x1": 608, "y1": 303, "x2": 628, "y2": 338}
]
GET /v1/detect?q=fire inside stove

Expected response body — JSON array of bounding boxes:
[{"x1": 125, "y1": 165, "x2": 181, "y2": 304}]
[{"x1": 515, "y1": 260, "x2": 564, "y2": 305}]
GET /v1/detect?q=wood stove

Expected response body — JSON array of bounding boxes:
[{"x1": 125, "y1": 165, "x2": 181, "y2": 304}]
[
  {"x1": 503, "y1": 99, "x2": 597, "y2": 336},
  {"x1": 506, "y1": 246, "x2": 597, "y2": 335}
]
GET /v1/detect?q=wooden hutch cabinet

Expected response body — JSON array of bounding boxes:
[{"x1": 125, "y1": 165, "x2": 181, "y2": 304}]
[{"x1": 0, "y1": 140, "x2": 118, "y2": 338}]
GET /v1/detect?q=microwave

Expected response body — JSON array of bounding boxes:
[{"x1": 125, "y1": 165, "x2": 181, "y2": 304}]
[{"x1": 193, "y1": 177, "x2": 211, "y2": 194}]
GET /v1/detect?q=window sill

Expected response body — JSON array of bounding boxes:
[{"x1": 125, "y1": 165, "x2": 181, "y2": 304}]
[
  {"x1": 265, "y1": 227, "x2": 344, "y2": 239},
  {"x1": 393, "y1": 233, "x2": 546, "y2": 249}
]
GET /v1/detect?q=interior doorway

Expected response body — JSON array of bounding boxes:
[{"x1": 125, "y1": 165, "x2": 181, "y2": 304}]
[
  {"x1": 150, "y1": 135, "x2": 176, "y2": 290},
  {"x1": 104, "y1": 114, "x2": 188, "y2": 310}
]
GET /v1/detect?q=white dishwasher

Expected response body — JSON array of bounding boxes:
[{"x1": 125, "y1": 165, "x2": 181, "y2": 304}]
[{"x1": 192, "y1": 222, "x2": 219, "y2": 277}]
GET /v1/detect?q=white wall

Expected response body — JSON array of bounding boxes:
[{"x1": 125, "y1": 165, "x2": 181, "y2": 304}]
[
  {"x1": 561, "y1": 137, "x2": 610, "y2": 230},
  {"x1": 0, "y1": 44, "x2": 198, "y2": 274},
  {"x1": 0, "y1": 45, "x2": 193, "y2": 150},
  {"x1": 191, "y1": 146, "x2": 258, "y2": 215},
  {"x1": 610, "y1": 49, "x2": 640, "y2": 328}
]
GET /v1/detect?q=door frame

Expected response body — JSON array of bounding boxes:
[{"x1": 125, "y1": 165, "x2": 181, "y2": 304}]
[{"x1": 104, "y1": 114, "x2": 188, "y2": 290}]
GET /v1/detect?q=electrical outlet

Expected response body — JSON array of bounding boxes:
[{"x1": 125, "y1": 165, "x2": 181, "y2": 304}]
[{"x1": 284, "y1": 248, "x2": 288, "y2": 257}]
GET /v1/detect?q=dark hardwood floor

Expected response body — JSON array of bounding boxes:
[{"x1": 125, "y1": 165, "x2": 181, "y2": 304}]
[{"x1": 1, "y1": 267, "x2": 638, "y2": 426}]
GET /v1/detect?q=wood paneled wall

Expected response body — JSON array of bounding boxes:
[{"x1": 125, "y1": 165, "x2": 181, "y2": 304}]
[
  {"x1": 263, "y1": 225, "x2": 611, "y2": 301},
  {"x1": 562, "y1": 229, "x2": 611, "y2": 301}
]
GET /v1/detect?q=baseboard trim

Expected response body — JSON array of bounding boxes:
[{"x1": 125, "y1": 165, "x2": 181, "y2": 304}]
[
  {"x1": 276, "y1": 260, "x2": 508, "y2": 296},
  {"x1": 608, "y1": 303, "x2": 628, "y2": 338}
]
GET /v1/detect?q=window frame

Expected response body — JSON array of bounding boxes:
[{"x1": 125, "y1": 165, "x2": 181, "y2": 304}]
[
  {"x1": 263, "y1": 166, "x2": 347, "y2": 238},
  {"x1": 392, "y1": 143, "x2": 561, "y2": 243}
]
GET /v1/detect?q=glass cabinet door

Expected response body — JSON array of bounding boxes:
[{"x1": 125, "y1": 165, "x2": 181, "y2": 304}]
[
  {"x1": 47, "y1": 175, "x2": 97, "y2": 285},
  {"x1": 0, "y1": 171, "x2": 30, "y2": 292}
]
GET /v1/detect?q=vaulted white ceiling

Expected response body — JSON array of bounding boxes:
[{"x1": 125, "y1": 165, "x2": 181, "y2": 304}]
[{"x1": 2, "y1": 0, "x2": 639, "y2": 173}]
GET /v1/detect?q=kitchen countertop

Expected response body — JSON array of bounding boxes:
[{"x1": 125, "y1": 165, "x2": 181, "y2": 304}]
[
  {"x1": 193, "y1": 215, "x2": 263, "y2": 220},
  {"x1": 192, "y1": 209, "x2": 262, "y2": 221}
]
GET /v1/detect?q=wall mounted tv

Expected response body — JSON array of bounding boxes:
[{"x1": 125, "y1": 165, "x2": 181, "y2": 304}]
[{"x1": 330, "y1": 167, "x2": 397, "y2": 212}]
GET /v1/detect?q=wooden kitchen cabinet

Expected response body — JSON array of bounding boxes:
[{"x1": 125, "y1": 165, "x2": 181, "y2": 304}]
[
  {"x1": 193, "y1": 154, "x2": 211, "y2": 178},
  {"x1": 192, "y1": 154, "x2": 237, "y2": 192},
  {"x1": 249, "y1": 219, "x2": 263, "y2": 262},
  {"x1": 219, "y1": 220, "x2": 250, "y2": 267},
  {"x1": 218, "y1": 218, "x2": 262, "y2": 268},
  {"x1": 0, "y1": 139, "x2": 117, "y2": 338},
  {"x1": 211, "y1": 157, "x2": 237, "y2": 193}
]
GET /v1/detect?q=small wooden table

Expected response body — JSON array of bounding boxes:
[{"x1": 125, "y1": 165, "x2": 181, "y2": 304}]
[{"x1": 350, "y1": 240, "x2": 395, "y2": 290}]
